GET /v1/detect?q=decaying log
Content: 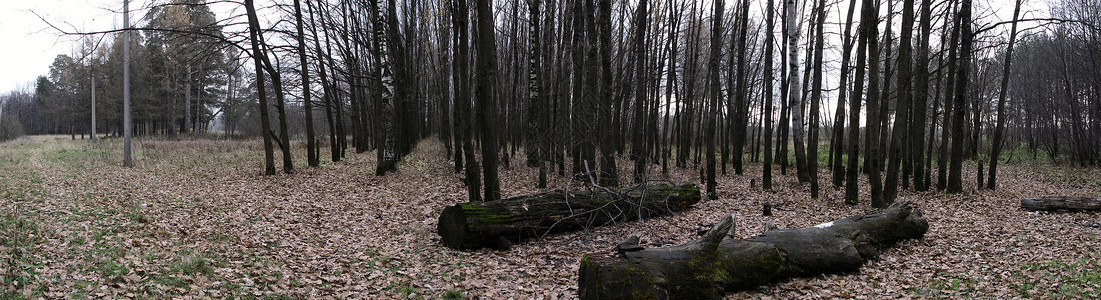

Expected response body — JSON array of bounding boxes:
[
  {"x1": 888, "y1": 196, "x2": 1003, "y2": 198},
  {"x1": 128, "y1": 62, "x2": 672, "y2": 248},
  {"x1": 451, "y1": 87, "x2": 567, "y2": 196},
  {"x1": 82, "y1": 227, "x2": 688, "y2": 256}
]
[
  {"x1": 578, "y1": 201, "x2": 929, "y2": 299},
  {"x1": 437, "y1": 183, "x2": 701, "y2": 250},
  {"x1": 1021, "y1": 197, "x2": 1101, "y2": 212}
]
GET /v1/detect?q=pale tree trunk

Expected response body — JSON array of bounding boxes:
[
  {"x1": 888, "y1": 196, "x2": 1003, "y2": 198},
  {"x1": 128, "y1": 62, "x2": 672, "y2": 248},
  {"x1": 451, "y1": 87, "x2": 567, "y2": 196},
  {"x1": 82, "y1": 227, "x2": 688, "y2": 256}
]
[
  {"x1": 372, "y1": 0, "x2": 398, "y2": 176},
  {"x1": 124, "y1": 0, "x2": 132, "y2": 168},
  {"x1": 528, "y1": 0, "x2": 547, "y2": 188},
  {"x1": 91, "y1": 72, "x2": 96, "y2": 140},
  {"x1": 185, "y1": 65, "x2": 192, "y2": 134},
  {"x1": 987, "y1": 0, "x2": 1022, "y2": 190}
]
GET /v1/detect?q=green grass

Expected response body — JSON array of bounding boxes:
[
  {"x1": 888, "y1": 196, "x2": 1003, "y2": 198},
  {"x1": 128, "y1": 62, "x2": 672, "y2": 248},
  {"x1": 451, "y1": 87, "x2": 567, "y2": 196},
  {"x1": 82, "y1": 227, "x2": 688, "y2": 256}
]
[
  {"x1": 170, "y1": 255, "x2": 216, "y2": 276},
  {"x1": 1013, "y1": 258, "x2": 1101, "y2": 298},
  {"x1": 442, "y1": 289, "x2": 465, "y2": 300},
  {"x1": 392, "y1": 284, "x2": 424, "y2": 300},
  {"x1": 1, "y1": 215, "x2": 45, "y2": 298}
]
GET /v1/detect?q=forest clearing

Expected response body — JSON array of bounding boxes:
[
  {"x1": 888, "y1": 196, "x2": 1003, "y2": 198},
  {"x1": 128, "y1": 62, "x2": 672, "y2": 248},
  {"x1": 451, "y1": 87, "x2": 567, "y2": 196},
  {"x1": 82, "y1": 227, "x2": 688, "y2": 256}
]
[{"x1": 1, "y1": 135, "x2": 1098, "y2": 299}]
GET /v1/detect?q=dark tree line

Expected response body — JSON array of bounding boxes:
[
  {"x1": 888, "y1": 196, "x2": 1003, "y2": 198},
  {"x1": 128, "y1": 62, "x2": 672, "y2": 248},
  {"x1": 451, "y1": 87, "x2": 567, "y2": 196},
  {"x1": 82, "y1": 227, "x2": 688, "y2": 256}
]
[{"x1": 5, "y1": 0, "x2": 1100, "y2": 203}]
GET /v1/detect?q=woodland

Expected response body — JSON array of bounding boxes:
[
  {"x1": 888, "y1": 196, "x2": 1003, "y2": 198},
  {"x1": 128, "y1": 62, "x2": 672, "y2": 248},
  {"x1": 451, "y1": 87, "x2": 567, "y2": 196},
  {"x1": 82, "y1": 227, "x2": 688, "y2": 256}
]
[{"x1": 0, "y1": 0, "x2": 1099, "y2": 298}]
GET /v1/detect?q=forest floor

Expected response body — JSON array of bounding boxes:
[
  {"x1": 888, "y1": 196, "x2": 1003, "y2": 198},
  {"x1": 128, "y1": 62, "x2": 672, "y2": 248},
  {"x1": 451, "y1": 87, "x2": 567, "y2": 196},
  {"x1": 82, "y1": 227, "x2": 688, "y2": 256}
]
[{"x1": 1, "y1": 135, "x2": 1099, "y2": 299}]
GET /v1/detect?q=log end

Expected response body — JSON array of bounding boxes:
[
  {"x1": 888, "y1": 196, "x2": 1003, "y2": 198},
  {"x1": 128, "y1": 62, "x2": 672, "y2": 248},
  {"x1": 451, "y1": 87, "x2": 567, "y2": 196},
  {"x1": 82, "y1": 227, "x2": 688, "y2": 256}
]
[{"x1": 437, "y1": 204, "x2": 469, "y2": 249}]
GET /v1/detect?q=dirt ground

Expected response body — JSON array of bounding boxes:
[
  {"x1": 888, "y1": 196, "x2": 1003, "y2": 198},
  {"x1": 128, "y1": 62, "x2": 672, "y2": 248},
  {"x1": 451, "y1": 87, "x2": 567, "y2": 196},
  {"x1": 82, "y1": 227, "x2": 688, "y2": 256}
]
[{"x1": 1, "y1": 135, "x2": 1098, "y2": 299}]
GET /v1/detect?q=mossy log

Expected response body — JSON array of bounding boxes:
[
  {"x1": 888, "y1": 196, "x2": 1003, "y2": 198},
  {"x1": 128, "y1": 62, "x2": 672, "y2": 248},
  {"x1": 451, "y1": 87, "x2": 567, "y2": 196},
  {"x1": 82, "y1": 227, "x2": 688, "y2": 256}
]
[
  {"x1": 1021, "y1": 197, "x2": 1101, "y2": 212},
  {"x1": 578, "y1": 201, "x2": 929, "y2": 299},
  {"x1": 438, "y1": 183, "x2": 701, "y2": 250}
]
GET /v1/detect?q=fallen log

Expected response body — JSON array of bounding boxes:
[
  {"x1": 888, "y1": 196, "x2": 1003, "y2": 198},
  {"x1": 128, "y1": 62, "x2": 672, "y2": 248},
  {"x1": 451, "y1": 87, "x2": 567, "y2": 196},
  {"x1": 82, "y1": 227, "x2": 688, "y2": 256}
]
[
  {"x1": 438, "y1": 183, "x2": 701, "y2": 250},
  {"x1": 1021, "y1": 197, "x2": 1101, "y2": 212},
  {"x1": 578, "y1": 201, "x2": 929, "y2": 299}
]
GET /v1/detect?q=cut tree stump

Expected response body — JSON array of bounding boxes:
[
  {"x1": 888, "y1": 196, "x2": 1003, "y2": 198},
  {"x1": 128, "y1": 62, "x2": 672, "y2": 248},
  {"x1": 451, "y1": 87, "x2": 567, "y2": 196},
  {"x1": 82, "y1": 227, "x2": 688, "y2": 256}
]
[
  {"x1": 578, "y1": 201, "x2": 929, "y2": 299},
  {"x1": 437, "y1": 183, "x2": 701, "y2": 250},
  {"x1": 1021, "y1": 197, "x2": 1101, "y2": 212}
]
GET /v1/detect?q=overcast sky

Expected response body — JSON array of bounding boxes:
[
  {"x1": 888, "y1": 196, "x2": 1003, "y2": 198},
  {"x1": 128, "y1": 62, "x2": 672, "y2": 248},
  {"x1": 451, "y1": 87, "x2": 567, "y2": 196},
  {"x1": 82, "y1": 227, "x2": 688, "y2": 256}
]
[{"x1": 0, "y1": 0, "x2": 1047, "y2": 97}]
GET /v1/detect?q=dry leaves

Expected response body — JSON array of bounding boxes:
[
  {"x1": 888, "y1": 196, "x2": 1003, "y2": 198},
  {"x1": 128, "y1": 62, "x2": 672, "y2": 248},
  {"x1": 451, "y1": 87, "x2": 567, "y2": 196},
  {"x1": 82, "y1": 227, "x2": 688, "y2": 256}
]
[{"x1": 0, "y1": 135, "x2": 1098, "y2": 299}]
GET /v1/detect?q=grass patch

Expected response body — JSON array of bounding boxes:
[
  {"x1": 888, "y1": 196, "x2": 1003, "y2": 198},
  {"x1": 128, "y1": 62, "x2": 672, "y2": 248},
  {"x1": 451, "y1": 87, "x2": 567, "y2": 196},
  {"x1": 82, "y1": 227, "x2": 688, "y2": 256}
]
[
  {"x1": 392, "y1": 284, "x2": 424, "y2": 300},
  {"x1": 1014, "y1": 259, "x2": 1101, "y2": 298},
  {"x1": 442, "y1": 289, "x2": 466, "y2": 300},
  {"x1": 170, "y1": 255, "x2": 216, "y2": 276},
  {"x1": 0, "y1": 214, "x2": 45, "y2": 298}
]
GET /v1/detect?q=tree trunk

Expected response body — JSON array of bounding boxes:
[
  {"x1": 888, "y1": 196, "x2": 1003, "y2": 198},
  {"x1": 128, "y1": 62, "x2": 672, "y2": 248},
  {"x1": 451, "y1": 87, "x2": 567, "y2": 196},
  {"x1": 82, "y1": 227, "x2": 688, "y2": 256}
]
[
  {"x1": 987, "y1": 0, "x2": 1022, "y2": 190},
  {"x1": 911, "y1": 0, "x2": 933, "y2": 191},
  {"x1": 438, "y1": 183, "x2": 702, "y2": 250},
  {"x1": 885, "y1": 0, "x2": 916, "y2": 203},
  {"x1": 732, "y1": 0, "x2": 751, "y2": 176},
  {"x1": 293, "y1": 0, "x2": 318, "y2": 167},
  {"x1": 705, "y1": 0, "x2": 723, "y2": 200},
  {"x1": 808, "y1": 0, "x2": 826, "y2": 198},
  {"x1": 475, "y1": 0, "x2": 501, "y2": 201},
  {"x1": 597, "y1": 0, "x2": 618, "y2": 187},
  {"x1": 578, "y1": 201, "x2": 929, "y2": 299},
  {"x1": 453, "y1": 0, "x2": 481, "y2": 202},
  {"x1": 762, "y1": 0, "x2": 776, "y2": 190},
  {"x1": 244, "y1": 0, "x2": 274, "y2": 175},
  {"x1": 948, "y1": 0, "x2": 972, "y2": 194},
  {"x1": 865, "y1": 0, "x2": 884, "y2": 208},
  {"x1": 832, "y1": 0, "x2": 858, "y2": 188},
  {"x1": 1021, "y1": 197, "x2": 1101, "y2": 212},
  {"x1": 373, "y1": 0, "x2": 398, "y2": 176},
  {"x1": 845, "y1": 0, "x2": 875, "y2": 205}
]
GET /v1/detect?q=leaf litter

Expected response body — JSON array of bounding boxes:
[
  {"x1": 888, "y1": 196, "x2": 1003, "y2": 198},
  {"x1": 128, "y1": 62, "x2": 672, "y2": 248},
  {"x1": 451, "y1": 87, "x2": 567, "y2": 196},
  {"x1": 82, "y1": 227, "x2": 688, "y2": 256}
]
[{"x1": 0, "y1": 135, "x2": 1098, "y2": 299}]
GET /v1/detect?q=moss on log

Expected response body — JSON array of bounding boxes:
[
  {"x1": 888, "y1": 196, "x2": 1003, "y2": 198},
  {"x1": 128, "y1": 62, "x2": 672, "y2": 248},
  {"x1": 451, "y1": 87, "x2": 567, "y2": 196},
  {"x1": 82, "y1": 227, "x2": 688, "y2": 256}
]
[
  {"x1": 578, "y1": 201, "x2": 929, "y2": 299},
  {"x1": 438, "y1": 183, "x2": 701, "y2": 250},
  {"x1": 1021, "y1": 197, "x2": 1101, "y2": 212}
]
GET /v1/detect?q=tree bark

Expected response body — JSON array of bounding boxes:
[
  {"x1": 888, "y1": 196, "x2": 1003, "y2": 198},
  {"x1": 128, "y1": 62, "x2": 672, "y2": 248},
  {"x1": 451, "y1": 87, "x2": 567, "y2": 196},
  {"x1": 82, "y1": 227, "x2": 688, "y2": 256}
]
[
  {"x1": 705, "y1": 0, "x2": 723, "y2": 200},
  {"x1": 373, "y1": 0, "x2": 398, "y2": 176},
  {"x1": 788, "y1": 0, "x2": 809, "y2": 183},
  {"x1": 865, "y1": 0, "x2": 884, "y2": 208},
  {"x1": 579, "y1": 201, "x2": 929, "y2": 299},
  {"x1": 948, "y1": 0, "x2": 973, "y2": 194},
  {"x1": 762, "y1": 0, "x2": 776, "y2": 190},
  {"x1": 987, "y1": 0, "x2": 1023, "y2": 190},
  {"x1": 1021, "y1": 197, "x2": 1101, "y2": 212},
  {"x1": 438, "y1": 183, "x2": 702, "y2": 250},
  {"x1": 911, "y1": 0, "x2": 934, "y2": 191},
  {"x1": 886, "y1": 0, "x2": 916, "y2": 203},
  {"x1": 244, "y1": 0, "x2": 274, "y2": 175},
  {"x1": 293, "y1": 0, "x2": 318, "y2": 167},
  {"x1": 475, "y1": 0, "x2": 501, "y2": 201},
  {"x1": 832, "y1": 0, "x2": 858, "y2": 188},
  {"x1": 808, "y1": 0, "x2": 826, "y2": 198}
]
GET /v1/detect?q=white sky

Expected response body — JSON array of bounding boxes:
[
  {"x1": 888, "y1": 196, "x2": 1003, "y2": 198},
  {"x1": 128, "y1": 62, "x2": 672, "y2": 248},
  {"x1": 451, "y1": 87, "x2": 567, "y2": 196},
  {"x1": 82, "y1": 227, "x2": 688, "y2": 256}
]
[
  {"x1": 0, "y1": 0, "x2": 125, "y2": 93},
  {"x1": 0, "y1": 0, "x2": 1049, "y2": 97}
]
